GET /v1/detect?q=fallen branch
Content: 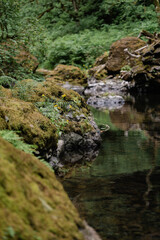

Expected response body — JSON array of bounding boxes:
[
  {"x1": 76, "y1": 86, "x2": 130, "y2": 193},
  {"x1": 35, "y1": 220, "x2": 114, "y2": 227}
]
[
  {"x1": 134, "y1": 45, "x2": 148, "y2": 53},
  {"x1": 138, "y1": 30, "x2": 155, "y2": 39},
  {"x1": 124, "y1": 48, "x2": 141, "y2": 58}
]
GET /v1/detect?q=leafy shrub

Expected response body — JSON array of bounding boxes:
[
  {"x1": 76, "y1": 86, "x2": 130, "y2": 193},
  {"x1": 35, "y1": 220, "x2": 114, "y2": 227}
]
[
  {"x1": 0, "y1": 42, "x2": 32, "y2": 80},
  {"x1": 44, "y1": 30, "x2": 109, "y2": 68},
  {"x1": 0, "y1": 76, "x2": 16, "y2": 88},
  {"x1": 13, "y1": 80, "x2": 39, "y2": 100}
]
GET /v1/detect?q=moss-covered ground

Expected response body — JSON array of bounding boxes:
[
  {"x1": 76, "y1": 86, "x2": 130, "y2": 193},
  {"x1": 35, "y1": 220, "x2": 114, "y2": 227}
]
[{"x1": 0, "y1": 137, "x2": 84, "y2": 240}]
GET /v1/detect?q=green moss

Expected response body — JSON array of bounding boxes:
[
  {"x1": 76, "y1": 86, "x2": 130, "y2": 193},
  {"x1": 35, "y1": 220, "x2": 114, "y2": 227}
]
[
  {"x1": 11, "y1": 77, "x2": 92, "y2": 135},
  {"x1": 44, "y1": 64, "x2": 88, "y2": 86},
  {"x1": 0, "y1": 137, "x2": 84, "y2": 240},
  {"x1": 0, "y1": 97, "x2": 57, "y2": 150}
]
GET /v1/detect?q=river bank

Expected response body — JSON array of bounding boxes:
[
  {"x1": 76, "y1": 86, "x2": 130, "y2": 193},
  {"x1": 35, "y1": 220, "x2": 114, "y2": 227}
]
[{"x1": 62, "y1": 93, "x2": 160, "y2": 240}]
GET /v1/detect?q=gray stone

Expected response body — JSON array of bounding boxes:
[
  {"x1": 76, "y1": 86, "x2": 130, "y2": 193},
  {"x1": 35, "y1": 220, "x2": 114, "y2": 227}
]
[
  {"x1": 87, "y1": 95, "x2": 124, "y2": 110},
  {"x1": 62, "y1": 82, "x2": 84, "y2": 95}
]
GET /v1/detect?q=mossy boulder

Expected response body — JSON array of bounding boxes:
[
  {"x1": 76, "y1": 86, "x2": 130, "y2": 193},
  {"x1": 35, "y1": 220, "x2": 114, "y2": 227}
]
[
  {"x1": 106, "y1": 37, "x2": 146, "y2": 72},
  {"x1": 0, "y1": 97, "x2": 57, "y2": 150},
  {"x1": 12, "y1": 78, "x2": 88, "y2": 113},
  {"x1": 6, "y1": 78, "x2": 101, "y2": 164},
  {"x1": 0, "y1": 136, "x2": 85, "y2": 240},
  {"x1": 14, "y1": 47, "x2": 39, "y2": 72},
  {"x1": 0, "y1": 86, "x2": 13, "y2": 98},
  {"x1": 12, "y1": 78, "x2": 91, "y2": 135},
  {"x1": 37, "y1": 64, "x2": 87, "y2": 85}
]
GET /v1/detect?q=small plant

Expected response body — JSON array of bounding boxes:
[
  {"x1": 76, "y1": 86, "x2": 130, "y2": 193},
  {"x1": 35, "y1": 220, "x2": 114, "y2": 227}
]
[
  {"x1": 35, "y1": 99, "x2": 69, "y2": 137},
  {"x1": 2, "y1": 226, "x2": 15, "y2": 240},
  {"x1": 0, "y1": 130, "x2": 36, "y2": 154},
  {"x1": 0, "y1": 130, "x2": 54, "y2": 171},
  {"x1": 39, "y1": 159, "x2": 54, "y2": 172},
  {"x1": 35, "y1": 95, "x2": 82, "y2": 137},
  {"x1": 121, "y1": 65, "x2": 132, "y2": 71}
]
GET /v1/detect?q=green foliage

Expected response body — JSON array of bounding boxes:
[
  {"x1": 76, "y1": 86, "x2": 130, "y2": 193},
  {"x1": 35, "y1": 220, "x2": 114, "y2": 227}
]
[
  {"x1": 0, "y1": 130, "x2": 36, "y2": 154},
  {"x1": 35, "y1": 97, "x2": 70, "y2": 136},
  {"x1": 45, "y1": 30, "x2": 108, "y2": 68},
  {"x1": 0, "y1": 130, "x2": 54, "y2": 171},
  {"x1": 0, "y1": 0, "x2": 159, "y2": 77},
  {"x1": 121, "y1": 65, "x2": 132, "y2": 71},
  {"x1": 13, "y1": 80, "x2": 39, "y2": 101},
  {"x1": 0, "y1": 0, "x2": 19, "y2": 39},
  {"x1": 2, "y1": 226, "x2": 15, "y2": 240},
  {"x1": 39, "y1": 159, "x2": 54, "y2": 172},
  {"x1": 0, "y1": 76, "x2": 16, "y2": 88}
]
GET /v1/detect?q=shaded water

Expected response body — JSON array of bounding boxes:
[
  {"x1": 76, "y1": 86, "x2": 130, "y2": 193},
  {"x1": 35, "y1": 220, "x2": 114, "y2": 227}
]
[{"x1": 62, "y1": 94, "x2": 160, "y2": 240}]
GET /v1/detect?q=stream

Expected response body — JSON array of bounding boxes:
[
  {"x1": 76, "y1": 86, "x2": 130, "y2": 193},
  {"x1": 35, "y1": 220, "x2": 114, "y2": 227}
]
[{"x1": 62, "y1": 94, "x2": 160, "y2": 240}]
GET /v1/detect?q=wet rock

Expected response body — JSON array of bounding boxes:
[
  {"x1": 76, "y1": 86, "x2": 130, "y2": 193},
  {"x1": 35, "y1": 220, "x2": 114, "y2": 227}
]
[
  {"x1": 62, "y1": 82, "x2": 85, "y2": 95},
  {"x1": 84, "y1": 78, "x2": 129, "y2": 97},
  {"x1": 106, "y1": 37, "x2": 146, "y2": 72},
  {"x1": 53, "y1": 117, "x2": 101, "y2": 164},
  {"x1": 87, "y1": 95, "x2": 124, "y2": 110},
  {"x1": 58, "y1": 128, "x2": 101, "y2": 163}
]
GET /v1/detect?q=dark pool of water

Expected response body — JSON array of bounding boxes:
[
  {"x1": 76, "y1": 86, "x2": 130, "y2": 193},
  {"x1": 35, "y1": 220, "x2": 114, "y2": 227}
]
[{"x1": 62, "y1": 94, "x2": 160, "y2": 240}]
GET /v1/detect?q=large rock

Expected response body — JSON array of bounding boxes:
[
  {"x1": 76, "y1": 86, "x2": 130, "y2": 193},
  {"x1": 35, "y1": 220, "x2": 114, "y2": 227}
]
[
  {"x1": 37, "y1": 64, "x2": 87, "y2": 85},
  {"x1": 0, "y1": 97, "x2": 57, "y2": 150},
  {"x1": 0, "y1": 137, "x2": 85, "y2": 240},
  {"x1": 106, "y1": 37, "x2": 146, "y2": 72},
  {"x1": 1, "y1": 78, "x2": 101, "y2": 165}
]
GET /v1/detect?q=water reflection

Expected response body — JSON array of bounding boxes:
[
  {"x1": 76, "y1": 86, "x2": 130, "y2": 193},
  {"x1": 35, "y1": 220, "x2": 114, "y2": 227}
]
[{"x1": 63, "y1": 94, "x2": 160, "y2": 240}]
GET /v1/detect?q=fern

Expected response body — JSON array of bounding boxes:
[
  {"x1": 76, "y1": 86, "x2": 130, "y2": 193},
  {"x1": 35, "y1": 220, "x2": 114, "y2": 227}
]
[
  {"x1": 39, "y1": 159, "x2": 54, "y2": 172},
  {"x1": 0, "y1": 130, "x2": 36, "y2": 154},
  {"x1": 0, "y1": 130, "x2": 54, "y2": 172}
]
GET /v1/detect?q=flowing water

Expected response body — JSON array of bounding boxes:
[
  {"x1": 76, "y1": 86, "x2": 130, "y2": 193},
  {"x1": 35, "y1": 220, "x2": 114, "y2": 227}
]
[{"x1": 62, "y1": 94, "x2": 160, "y2": 240}]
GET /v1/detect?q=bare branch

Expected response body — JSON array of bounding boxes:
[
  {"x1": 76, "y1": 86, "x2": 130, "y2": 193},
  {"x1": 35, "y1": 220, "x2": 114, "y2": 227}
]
[{"x1": 124, "y1": 48, "x2": 141, "y2": 58}]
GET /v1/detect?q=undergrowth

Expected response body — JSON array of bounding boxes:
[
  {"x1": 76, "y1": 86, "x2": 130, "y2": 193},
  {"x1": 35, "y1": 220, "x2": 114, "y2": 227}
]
[
  {"x1": 0, "y1": 130, "x2": 53, "y2": 171},
  {"x1": 41, "y1": 18, "x2": 159, "y2": 69}
]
